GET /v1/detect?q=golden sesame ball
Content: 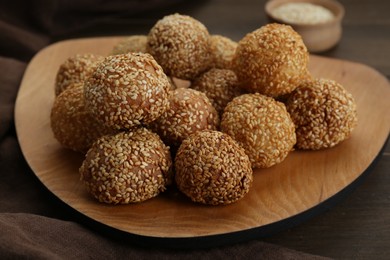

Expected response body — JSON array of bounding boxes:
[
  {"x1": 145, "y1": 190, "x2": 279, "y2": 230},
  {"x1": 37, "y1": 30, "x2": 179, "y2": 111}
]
[
  {"x1": 221, "y1": 93, "x2": 296, "y2": 168},
  {"x1": 191, "y1": 68, "x2": 243, "y2": 115},
  {"x1": 149, "y1": 88, "x2": 219, "y2": 148},
  {"x1": 286, "y1": 78, "x2": 358, "y2": 150},
  {"x1": 80, "y1": 128, "x2": 173, "y2": 204},
  {"x1": 55, "y1": 53, "x2": 104, "y2": 96},
  {"x1": 147, "y1": 13, "x2": 212, "y2": 80},
  {"x1": 175, "y1": 130, "x2": 253, "y2": 205},
  {"x1": 50, "y1": 82, "x2": 115, "y2": 153},
  {"x1": 84, "y1": 53, "x2": 171, "y2": 130},
  {"x1": 232, "y1": 23, "x2": 310, "y2": 97},
  {"x1": 111, "y1": 35, "x2": 148, "y2": 55},
  {"x1": 209, "y1": 34, "x2": 237, "y2": 69}
]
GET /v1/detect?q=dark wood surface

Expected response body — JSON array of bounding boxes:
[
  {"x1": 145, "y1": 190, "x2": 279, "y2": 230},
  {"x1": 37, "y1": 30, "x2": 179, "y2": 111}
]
[{"x1": 56, "y1": 0, "x2": 390, "y2": 259}]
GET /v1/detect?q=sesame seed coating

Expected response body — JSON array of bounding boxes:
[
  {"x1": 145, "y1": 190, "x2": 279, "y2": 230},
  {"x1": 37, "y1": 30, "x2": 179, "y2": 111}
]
[
  {"x1": 286, "y1": 78, "x2": 358, "y2": 150},
  {"x1": 147, "y1": 13, "x2": 212, "y2": 80},
  {"x1": 175, "y1": 130, "x2": 253, "y2": 205},
  {"x1": 191, "y1": 68, "x2": 243, "y2": 116},
  {"x1": 149, "y1": 88, "x2": 219, "y2": 148},
  {"x1": 221, "y1": 93, "x2": 296, "y2": 168},
  {"x1": 111, "y1": 35, "x2": 148, "y2": 55},
  {"x1": 50, "y1": 83, "x2": 116, "y2": 153},
  {"x1": 232, "y1": 23, "x2": 310, "y2": 97},
  {"x1": 55, "y1": 53, "x2": 104, "y2": 96},
  {"x1": 209, "y1": 34, "x2": 237, "y2": 70},
  {"x1": 79, "y1": 128, "x2": 173, "y2": 204},
  {"x1": 84, "y1": 53, "x2": 170, "y2": 130}
]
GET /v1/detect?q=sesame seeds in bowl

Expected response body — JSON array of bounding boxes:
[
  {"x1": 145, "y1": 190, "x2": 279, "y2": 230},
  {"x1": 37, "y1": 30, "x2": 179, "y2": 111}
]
[
  {"x1": 265, "y1": 0, "x2": 345, "y2": 52},
  {"x1": 271, "y1": 2, "x2": 335, "y2": 25}
]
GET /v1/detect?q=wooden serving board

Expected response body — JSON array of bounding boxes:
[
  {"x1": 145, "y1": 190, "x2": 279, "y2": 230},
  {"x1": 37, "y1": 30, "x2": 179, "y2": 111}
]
[{"x1": 15, "y1": 37, "x2": 390, "y2": 243}]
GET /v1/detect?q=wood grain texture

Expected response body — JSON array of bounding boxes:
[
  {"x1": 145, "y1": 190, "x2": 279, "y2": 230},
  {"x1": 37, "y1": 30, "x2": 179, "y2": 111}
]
[{"x1": 14, "y1": 37, "x2": 390, "y2": 239}]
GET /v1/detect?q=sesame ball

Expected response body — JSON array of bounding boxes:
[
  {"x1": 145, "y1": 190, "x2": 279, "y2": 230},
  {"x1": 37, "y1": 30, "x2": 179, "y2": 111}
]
[
  {"x1": 79, "y1": 128, "x2": 173, "y2": 204},
  {"x1": 147, "y1": 13, "x2": 212, "y2": 80},
  {"x1": 286, "y1": 78, "x2": 358, "y2": 150},
  {"x1": 232, "y1": 23, "x2": 310, "y2": 97},
  {"x1": 50, "y1": 82, "x2": 115, "y2": 153},
  {"x1": 55, "y1": 53, "x2": 104, "y2": 96},
  {"x1": 175, "y1": 130, "x2": 253, "y2": 205},
  {"x1": 209, "y1": 34, "x2": 237, "y2": 69},
  {"x1": 149, "y1": 88, "x2": 219, "y2": 148},
  {"x1": 221, "y1": 93, "x2": 296, "y2": 168},
  {"x1": 191, "y1": 68, "x2": 243, "y2": 115},
  {"x1": 84, "y1": 53, "x2": 171, "y2": 130},
  {"x1": 111, "y1": 35, "x2": 148, "y2": 55}
]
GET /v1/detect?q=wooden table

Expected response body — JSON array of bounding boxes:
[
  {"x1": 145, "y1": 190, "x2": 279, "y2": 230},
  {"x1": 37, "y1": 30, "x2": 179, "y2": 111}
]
[{"x1": 56, "y1": 0, "x2": 390, "y2": 258}]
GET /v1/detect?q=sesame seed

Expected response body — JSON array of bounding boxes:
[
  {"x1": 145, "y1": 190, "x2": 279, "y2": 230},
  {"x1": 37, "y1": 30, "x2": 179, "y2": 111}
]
[
  {"x1": 148, "y1": 88, "x2": 219, "y2": 148},
  {"x1": 55, "y1": 53, "x2": 104, "y2": 96},
  {"x1": 84, "y1": 53, "x2": 171, "y2": 130},
  {"x1": 191, "y1": 68, "x2": 243, "y2": 116},
  {"x1": 232, "y1": 23, "x2": 310, "y2": 97},
  {"x1": 220, "y1": 93, "x2": 296, "y2": 168},
  {"x1": 175, "y1": 130, "x2": 253, "y2": 205},
  {"x1": 79, "y1": 128, "x2": 173, "y2": 204},
  {"x1": 286, "y1": 78, "x2": 358, "y2": 150},
  {"x1": 271, "y1": 3, "x2": 335, "y2": 25},
  {"x1": 146, "y1": 13, "x2": 212, "y2": 80}
]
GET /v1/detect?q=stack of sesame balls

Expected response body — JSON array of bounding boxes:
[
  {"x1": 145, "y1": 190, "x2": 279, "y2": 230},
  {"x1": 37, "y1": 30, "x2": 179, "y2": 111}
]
[{"x1": 50, "y1": 13, "x2": 357, "y2": 206}]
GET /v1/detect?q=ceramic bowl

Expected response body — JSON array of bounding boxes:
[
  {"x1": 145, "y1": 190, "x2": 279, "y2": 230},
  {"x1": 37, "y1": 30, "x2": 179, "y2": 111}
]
[{"x1": 265, "y1": 0, "x2": 345, "y2": 53}]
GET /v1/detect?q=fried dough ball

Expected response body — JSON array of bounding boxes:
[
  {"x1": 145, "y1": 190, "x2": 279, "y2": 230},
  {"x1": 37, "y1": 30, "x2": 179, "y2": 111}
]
[
  {"x1": 209, "y1": 34, "x2": 237, "y2": 69},
  {"x1": 111, "y1": 35, "x2": 148, "y2": 55},
  {"x1": 55, "y1": 53, "x2": 104, "y2": 96},
  {"x1": 50, "y1": 82, "x2": 115, "y2": 153},
  {"x1": 80, "y1": 128, "x2": 173, "y2": 204},
  {"x1": 175, "y1": 130, "x2": 253, "y2": 205},
  {"x1": 84, "y1": 53, "x2": 170, "y2": 130},
  {"x1": 191, "y1": 68, "x2": 243, "y2": 115},
  {"x1": 147, "y1": 13, "x2": 212, "y2": 80},
  {"x1": 232, "y1": 23, "x2": 310, "y2": 97},
  {"x1": 221, "y1": 93, "x2": 296, "y2": 168},
  {"x1": 286, "y1": 78, "x2": 358, "y2": 150},
  {"x1": 149, "y1": 88, "x2": 219, "y2": 148}
]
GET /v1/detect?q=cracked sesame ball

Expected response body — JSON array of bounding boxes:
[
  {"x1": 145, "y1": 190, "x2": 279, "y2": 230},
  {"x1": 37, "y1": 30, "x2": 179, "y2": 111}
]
[
  {"x1": 232, "y1": 23, "x2": 310, "y2": 97},
  {"x1": 111, "y1": 35, "x2": 148, "y2": 55},
  {"x1": 55, "y1": 53, "x2": 104, "y2": 96},
  {"x1": 191, "y1": 68, "x2": 243, "y2": 116},
  {"x1": 286, "y1": 78, "x2": 358, "y2": 150},
  {"x1": 221, "y1": 93, "x2": 296, "y2": 168},
  {"x1": 147, "y1": 13, "x2": 212, "y2": 80},
  {"x1": 175, "y1": 130, "x2": 253, "y2": 205},
  {"x1": 79, "y1": 128, "x2": 173, "y2": 204},
  {"x1": 84, "y1": 53, "x2": 171, "y2": 130},
  {"x1": 209, "y1": 34, "x2": 237, "y2": 70},
  {"x1": 149, "y1": 88, "x2": 219, "y2": 148},
  {"x1": 50, "y1": 82, "x2": 116, "y2": 153}
]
